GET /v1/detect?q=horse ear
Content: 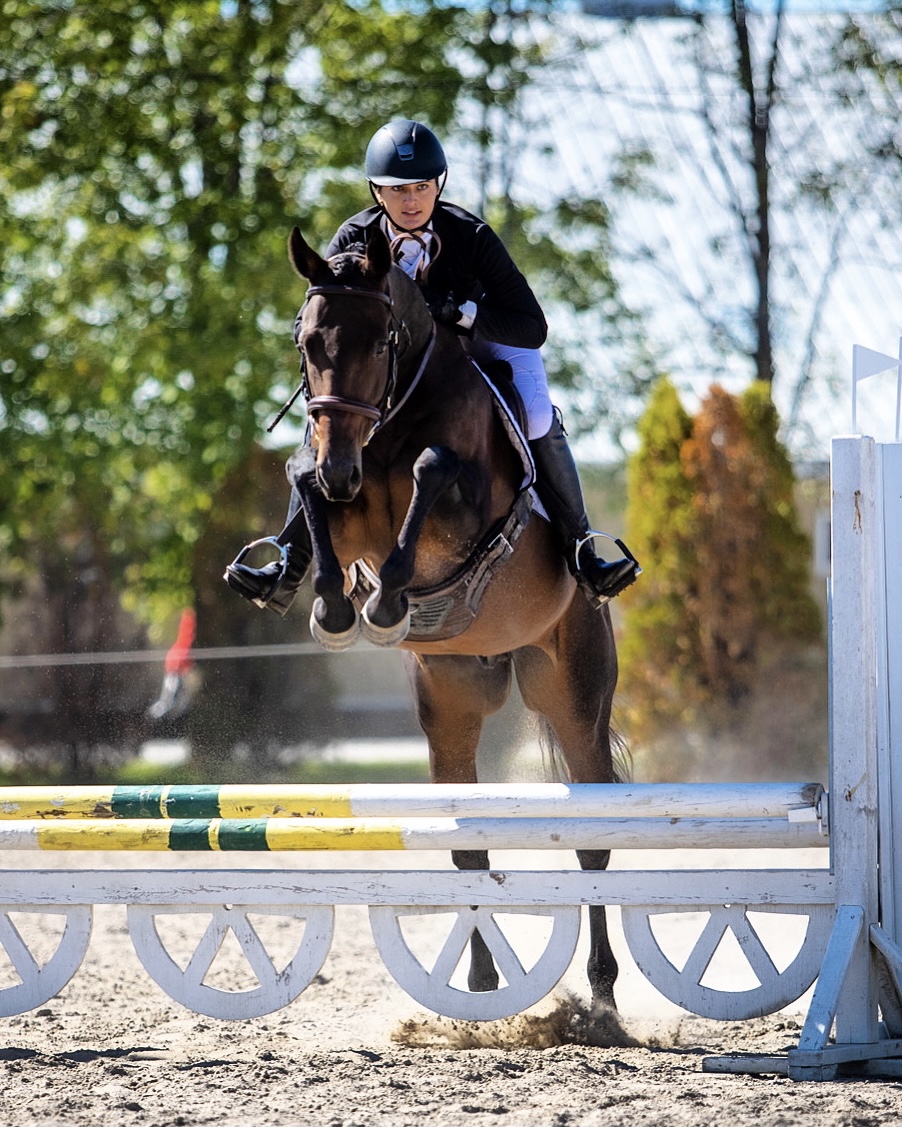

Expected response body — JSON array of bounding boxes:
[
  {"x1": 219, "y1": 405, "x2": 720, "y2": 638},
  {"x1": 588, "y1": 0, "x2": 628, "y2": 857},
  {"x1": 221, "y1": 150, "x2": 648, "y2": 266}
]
[
  {"x1": 362, "y1": 228, "x2": 392, "y2": 282},
  {"x1": 288, "y1": 226, "x2": 327, "y2": 281}
]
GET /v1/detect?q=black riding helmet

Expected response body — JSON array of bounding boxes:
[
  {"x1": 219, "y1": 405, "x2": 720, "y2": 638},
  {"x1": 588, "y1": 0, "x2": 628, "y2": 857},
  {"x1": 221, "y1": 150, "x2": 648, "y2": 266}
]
[{"x1": 365, "y1": 119, "x2": 448, "y2": 187}]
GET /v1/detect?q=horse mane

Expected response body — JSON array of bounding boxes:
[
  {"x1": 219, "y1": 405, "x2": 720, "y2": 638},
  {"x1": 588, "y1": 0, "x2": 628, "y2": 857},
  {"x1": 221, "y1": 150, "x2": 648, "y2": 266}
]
[{"x1": 317, "y1": 240, "x2": 437, "y2": 358}]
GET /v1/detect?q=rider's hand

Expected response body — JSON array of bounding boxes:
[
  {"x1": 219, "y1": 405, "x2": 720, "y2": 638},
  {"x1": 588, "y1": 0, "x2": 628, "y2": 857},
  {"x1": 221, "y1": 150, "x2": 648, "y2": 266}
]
[{"x1": 428, "y1": 294, "x2": 477, "y2": 334}]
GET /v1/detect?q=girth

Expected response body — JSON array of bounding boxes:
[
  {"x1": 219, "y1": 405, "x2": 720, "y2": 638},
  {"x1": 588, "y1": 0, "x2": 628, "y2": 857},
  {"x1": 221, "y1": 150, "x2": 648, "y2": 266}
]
[{"x1": 347, "y1": 490, "x2": 533, "y2": 642}]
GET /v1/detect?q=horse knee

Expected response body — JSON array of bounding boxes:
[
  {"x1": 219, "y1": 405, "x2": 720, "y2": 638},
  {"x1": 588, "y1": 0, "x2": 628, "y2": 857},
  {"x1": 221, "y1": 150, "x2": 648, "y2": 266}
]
[
  {"x1": 413, "y1": 445, "x2": 460, "y2": 489},
  {"x1": 286, "y1": 444, "x2": 316, "y2": 487}
]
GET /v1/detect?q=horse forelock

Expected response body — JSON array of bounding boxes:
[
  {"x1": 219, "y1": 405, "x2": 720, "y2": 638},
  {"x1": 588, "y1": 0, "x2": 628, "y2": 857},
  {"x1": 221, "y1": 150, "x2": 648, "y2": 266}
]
[{"x1": 323, "y1": 249, "x2": 370, "y2": 286}]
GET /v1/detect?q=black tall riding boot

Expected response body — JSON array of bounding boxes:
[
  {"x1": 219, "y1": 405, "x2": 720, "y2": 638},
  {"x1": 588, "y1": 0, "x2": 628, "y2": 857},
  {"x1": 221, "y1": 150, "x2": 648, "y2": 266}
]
[
  {"x1": 224, "y1": 488, "x2": 313, "y2": 617},
  {"x1": 529, "y1": 413, "x2": 641, "y2": 607}
]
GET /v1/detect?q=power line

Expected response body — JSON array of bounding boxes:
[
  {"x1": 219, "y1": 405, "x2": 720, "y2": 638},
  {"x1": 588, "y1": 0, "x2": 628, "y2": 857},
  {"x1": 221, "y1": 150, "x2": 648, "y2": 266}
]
[{"x1": 0, "y1": 642, "x2": 344, "y2": 669}]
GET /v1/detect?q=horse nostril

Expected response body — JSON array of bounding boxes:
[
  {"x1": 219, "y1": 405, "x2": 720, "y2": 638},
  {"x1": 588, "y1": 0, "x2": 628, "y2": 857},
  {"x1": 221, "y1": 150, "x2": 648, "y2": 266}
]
[{"x1": 317, "y1": 459, "x2": 363, "y2": 502}]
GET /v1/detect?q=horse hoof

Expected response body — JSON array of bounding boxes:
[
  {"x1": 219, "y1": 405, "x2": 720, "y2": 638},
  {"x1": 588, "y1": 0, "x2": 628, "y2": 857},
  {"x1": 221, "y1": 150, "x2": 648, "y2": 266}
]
[
  {"x1": 361, "y1": 599, "x2": 411, "y2": 647},
  {"x1": 309, "y1": 599, "x2": 361, "y2": 651}
]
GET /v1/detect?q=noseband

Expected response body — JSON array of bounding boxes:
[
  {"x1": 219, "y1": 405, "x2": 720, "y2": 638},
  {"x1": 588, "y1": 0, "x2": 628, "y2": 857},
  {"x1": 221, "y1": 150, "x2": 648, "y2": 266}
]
[{"x1": 297, "y1": 282, "x2": 435, "y2": 442}]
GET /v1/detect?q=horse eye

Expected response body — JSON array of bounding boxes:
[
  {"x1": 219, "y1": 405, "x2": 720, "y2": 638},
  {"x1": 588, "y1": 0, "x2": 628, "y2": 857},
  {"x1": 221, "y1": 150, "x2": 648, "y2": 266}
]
[{"x1": 374, "y1": 339, "x2": 388, "y2": 357}]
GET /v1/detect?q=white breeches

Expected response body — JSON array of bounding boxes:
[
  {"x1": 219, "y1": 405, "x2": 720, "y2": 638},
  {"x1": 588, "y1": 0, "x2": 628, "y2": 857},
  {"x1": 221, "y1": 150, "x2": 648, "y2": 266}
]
[{"x1": 466, "y1": 340, "x2": 554, "y2": 440}]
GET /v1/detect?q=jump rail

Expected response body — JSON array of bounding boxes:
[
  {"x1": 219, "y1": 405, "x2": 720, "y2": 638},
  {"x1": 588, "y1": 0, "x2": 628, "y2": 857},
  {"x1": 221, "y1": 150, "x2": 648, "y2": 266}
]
[
  {"x1": 0, "y1": 781, "x2": 824, "y2": 821},
  {"x1": 0, "y1": 783, "x2": 830, "y2": 1026},
  {"x1": 0, "y1": 434, "x2": 898, "y2": 1078}
]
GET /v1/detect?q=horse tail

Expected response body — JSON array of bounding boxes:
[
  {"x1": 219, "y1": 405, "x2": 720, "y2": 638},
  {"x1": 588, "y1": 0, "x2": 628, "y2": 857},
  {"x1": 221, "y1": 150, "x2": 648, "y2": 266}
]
[
  {"x1": 609, "y1": 727, "x2": 633, "y2": 784},
  {"x1": 536, "y1": 716, "x2": 633, "y2": 785}
]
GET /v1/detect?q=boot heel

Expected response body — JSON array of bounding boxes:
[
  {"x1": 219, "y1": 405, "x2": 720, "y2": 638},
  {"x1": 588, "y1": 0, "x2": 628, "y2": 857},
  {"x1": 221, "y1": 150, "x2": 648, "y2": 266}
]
[
  {"x1": 574, "y1": 532, "x2": 642, "y2": 606},
  {"x1": 224, "y1": 537, "x2": 301, "y2": 615}
]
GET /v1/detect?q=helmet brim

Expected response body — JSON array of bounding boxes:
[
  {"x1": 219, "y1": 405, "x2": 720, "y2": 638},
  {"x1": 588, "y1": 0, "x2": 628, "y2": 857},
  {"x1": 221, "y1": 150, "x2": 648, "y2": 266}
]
[{"x1": 368, "y1": 174, "x2": 441, "y2": 187}]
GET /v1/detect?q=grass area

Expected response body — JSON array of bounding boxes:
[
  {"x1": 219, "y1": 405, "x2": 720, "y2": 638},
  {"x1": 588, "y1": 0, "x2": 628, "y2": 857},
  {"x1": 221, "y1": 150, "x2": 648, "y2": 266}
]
[
  {"x1": 111, "y1": 757, "x2": 432, "y2": 787},
  {"x1": 0, "y1": 756, "x2": 433, "y2": 788}
]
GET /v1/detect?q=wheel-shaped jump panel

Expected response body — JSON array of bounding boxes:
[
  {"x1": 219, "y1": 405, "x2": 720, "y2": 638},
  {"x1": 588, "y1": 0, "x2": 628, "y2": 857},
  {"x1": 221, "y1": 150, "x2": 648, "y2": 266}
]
[
  {"x1": 620, "y1": 902, "x2": 833, "y2": 1020},
  {"x1": 128, "y1": 903, "x2": 334, "y2": 1020},
  {"x1": 369, "y1": 903, "x2": 581, "y2": 1021},
  {"x1": 0, "y1": 905, "x2": 92, "y2": 1016}
]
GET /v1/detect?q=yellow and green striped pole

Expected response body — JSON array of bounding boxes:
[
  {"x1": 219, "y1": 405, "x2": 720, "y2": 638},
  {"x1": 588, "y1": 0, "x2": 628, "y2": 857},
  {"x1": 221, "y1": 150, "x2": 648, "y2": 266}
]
[
  {"x1": 0, "y1": 815, "x2": 825, "y2": 851},
  {"x1": 0, "y1": 782, "x2": 824, "y2": 822}
]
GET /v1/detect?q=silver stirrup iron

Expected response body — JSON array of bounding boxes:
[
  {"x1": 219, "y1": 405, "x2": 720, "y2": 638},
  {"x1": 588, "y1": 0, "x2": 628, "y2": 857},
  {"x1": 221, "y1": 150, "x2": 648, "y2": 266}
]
[
  {"x1": 227, "y1": 537, "x2": 290, "y2": 609},
  {"x1": 574, "y1": 530, "x2": 643, "y2": 606}
]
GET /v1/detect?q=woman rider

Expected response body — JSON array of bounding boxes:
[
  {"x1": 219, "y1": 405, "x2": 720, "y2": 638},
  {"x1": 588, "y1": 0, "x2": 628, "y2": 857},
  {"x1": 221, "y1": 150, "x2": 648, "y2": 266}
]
[{"x1": 227, "y1": 119, "x2": 639, "y2": 614}]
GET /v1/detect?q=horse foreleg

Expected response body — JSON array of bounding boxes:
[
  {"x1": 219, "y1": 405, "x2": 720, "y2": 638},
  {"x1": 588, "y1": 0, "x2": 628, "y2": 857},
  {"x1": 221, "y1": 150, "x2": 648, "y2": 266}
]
[
  {"x1": 362, "y1": 445, "x2": 461, "y2": 646},
  {"x1": 290, "y1": 445, "x2": 360, "y2": 650},
  {"x1": 513, "y1": 600, "x2": 621, "y2": 1010}
]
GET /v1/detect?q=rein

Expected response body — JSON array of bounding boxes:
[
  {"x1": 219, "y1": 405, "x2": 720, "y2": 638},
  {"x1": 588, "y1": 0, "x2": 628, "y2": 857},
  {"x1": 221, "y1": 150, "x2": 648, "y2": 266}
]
[{"x1": 291, "y1": 281, "x2": 435, "y2": 444}]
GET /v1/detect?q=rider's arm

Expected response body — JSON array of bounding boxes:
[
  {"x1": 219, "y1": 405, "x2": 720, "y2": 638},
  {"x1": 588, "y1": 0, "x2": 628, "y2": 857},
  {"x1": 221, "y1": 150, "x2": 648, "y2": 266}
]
[
  {"x1": 467, "y1": 221, "x2": 547, "y2": 349},
  {"x1": 428, "y1": 206, "x2": 547, "y2": 350}
]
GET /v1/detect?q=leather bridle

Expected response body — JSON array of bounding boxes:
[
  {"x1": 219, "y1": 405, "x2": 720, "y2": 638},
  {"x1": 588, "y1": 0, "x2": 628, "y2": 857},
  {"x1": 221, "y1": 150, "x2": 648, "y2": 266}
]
[{"x1": 297, "y1": 282, "x2": 435, "y2": 444}]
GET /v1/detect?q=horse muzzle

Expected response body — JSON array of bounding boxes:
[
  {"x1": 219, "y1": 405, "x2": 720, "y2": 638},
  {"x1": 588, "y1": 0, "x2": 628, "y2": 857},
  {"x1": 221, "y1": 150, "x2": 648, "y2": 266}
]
[
  {"x1": 310, "y1": 412, "x2": 370, "y2": 502},
  {"x1": 315, "y1": 450, "x2": 363, "y2": 502}
]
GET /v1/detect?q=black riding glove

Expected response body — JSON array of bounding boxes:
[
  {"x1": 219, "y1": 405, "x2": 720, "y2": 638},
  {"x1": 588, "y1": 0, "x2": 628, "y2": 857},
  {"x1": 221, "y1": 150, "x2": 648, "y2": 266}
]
[{"x1": 427, "y1": 294, "x2": 477, "y2": 335}]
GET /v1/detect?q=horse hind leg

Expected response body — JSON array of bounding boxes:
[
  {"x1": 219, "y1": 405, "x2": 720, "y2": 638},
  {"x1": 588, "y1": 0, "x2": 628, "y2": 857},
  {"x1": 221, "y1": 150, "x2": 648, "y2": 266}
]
[
  {"x1": 513, "y1": 602, "x2": 622, "y2": 1010},
  {"x1": 361, "y1": 446, "x2": 461, "y2": 646},
  {"x1": 578, "y1": 853, "x2": 617, "y2": 1009},
  {"x1": 451, "y1": 849, "x2": 499, "y2": 992}
]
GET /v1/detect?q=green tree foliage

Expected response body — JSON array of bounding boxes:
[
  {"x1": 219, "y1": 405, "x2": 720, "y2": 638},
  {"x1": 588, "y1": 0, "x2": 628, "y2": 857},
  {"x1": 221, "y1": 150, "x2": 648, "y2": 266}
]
[
  {"x1": 619, "y1": 379, "x2": 821, "y2": 752},
  {"x1": 1, "y1": 1, "x2": 649, "y2": 772},
  {"x1": 0, "y1": 0, "x2": 644, "y2": 644},
  {"x1": 683, "y1": 385, "x2": 773, "y2": 703},
  {"x1": 0, "y1": 0, "x2": 469, "y2": 635},
  {"x1": 737, "y1": 381, "x2": 822, "y2": 641},
  {"x1": 618, "y1": 377, "x2": 696, "y2": 731}
]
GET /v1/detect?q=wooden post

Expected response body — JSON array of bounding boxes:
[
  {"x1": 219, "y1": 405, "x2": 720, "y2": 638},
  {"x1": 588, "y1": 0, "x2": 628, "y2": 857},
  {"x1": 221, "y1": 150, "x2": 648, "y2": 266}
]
[
  {"x1": 829, "y1": 436, "x2": 881, "y2": 1046},
  {"x1": 877, "y1": 444, "x2": 902, "y2": 948}
]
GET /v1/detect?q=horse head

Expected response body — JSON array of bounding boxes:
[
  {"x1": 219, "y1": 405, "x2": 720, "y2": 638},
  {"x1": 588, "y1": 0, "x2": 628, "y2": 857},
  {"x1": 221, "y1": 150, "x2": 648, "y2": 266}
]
[{"x1": 289, "y1": 226, "x2": 398, "y2": 502}]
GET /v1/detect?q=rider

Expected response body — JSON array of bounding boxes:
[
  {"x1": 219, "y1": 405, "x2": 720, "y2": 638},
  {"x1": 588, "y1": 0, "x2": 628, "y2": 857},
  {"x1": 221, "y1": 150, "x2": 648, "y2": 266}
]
[{"x1": 227, "y1": 119, "x2": 640, "y2": 615}]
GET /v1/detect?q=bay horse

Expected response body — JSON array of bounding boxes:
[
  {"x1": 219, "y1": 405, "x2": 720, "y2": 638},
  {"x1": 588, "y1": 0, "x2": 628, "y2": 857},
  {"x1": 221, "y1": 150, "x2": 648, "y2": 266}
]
[{"x1": 285, "y1": 225, "x2": 622, "y2": 1009}]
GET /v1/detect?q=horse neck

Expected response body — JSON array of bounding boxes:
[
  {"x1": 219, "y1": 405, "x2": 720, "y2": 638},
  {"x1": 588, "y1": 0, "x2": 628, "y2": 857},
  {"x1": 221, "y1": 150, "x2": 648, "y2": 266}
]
[{"x1": 389, "y1": 270, "x2": 435, "y2": 374}]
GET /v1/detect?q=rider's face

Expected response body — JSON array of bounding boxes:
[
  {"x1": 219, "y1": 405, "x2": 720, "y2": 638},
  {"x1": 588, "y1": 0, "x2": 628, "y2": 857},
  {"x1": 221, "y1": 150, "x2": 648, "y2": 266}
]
[{"x1": 374, "y1": 180, "x2": 440, "y2": 232}]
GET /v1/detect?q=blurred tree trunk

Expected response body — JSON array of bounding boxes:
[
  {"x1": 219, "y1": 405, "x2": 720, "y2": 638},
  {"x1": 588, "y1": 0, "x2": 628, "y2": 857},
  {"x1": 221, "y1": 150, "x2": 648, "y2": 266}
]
[{"x1": 731, "y1": 0, "x2": 780, "y2": 386}]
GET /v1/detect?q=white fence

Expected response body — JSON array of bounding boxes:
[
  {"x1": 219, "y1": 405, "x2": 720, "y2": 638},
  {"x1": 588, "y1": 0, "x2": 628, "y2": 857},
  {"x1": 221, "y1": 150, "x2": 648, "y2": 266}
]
[{"x1": 0, "y1": 433, "x2": 899, "y2": 1080}]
